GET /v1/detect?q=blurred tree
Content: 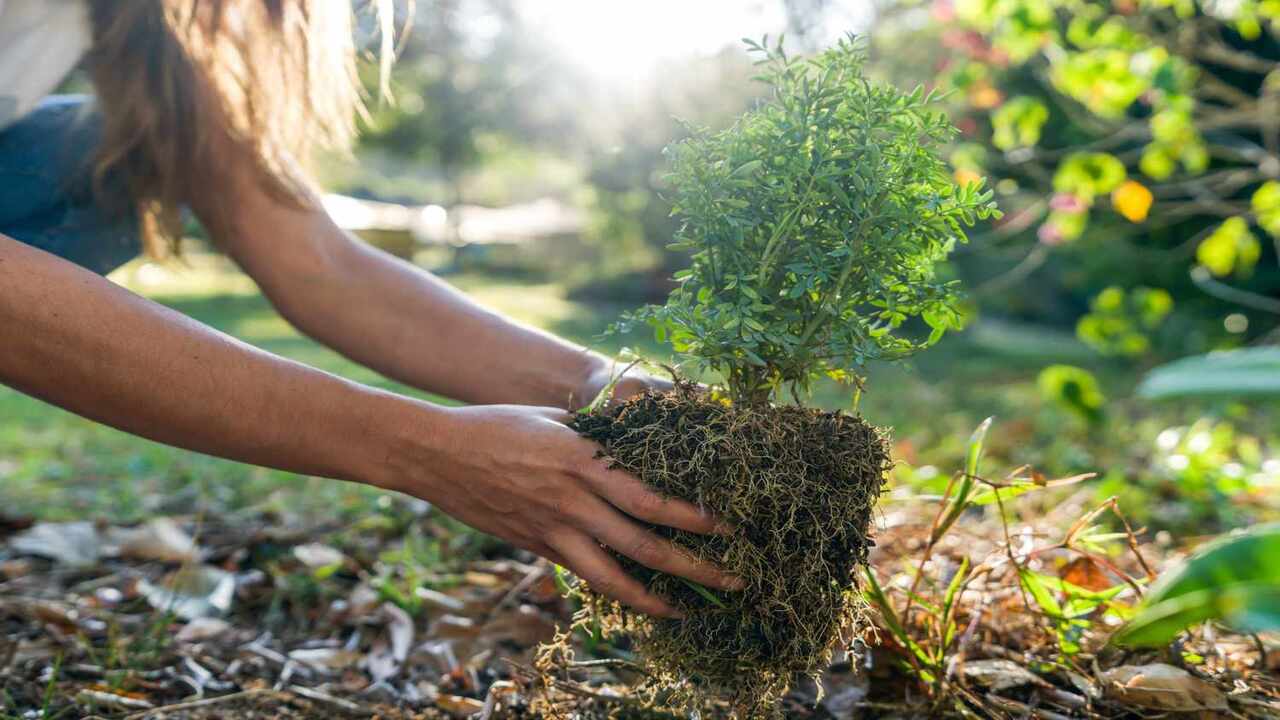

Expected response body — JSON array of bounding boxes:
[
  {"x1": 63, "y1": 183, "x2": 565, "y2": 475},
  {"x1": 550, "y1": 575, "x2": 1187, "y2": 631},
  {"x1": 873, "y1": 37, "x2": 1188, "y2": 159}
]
[
  {"x1": 568, "y1": 50, "x2": 762, "y2": 300},
  {"x1": 874, "y1": 0, "x2": 1280, "y2": 358},
  {"x1": 353, "y1": 0, "x2": 589, "y2": 206}
]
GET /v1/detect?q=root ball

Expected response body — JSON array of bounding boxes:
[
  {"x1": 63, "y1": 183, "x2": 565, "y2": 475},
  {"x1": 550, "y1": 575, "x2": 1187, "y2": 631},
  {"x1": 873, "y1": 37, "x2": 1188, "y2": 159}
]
[{"x1": 559, "y1": 386, "x2": 890, "y2": 716}]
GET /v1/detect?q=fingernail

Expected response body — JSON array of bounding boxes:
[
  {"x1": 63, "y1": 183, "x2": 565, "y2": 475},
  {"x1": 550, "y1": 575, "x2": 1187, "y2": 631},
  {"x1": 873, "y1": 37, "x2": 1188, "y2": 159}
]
[{"x1": 723, "y1": 576, "x2": 747, "y2": 591}]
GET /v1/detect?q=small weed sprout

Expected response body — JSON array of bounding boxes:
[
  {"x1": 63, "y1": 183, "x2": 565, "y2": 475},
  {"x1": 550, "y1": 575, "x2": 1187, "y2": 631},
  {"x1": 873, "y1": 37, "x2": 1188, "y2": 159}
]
[{"x1": 623, "y1": 35, "x2": 1000, "y2": 406}]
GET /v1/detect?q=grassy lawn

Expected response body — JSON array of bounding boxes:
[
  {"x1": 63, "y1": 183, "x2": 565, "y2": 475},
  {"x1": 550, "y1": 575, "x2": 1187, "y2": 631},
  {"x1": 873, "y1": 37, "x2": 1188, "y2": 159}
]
[{"x1": 0, "y1": 253, "x2": 1135, "y2": 524}]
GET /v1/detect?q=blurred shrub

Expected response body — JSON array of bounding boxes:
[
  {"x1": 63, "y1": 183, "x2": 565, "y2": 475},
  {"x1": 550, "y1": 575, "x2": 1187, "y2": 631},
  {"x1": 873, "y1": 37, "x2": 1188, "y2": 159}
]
[
  {"x1": 873, "y1": 0, "x2": 1280, "y2": 357},
  {"x1": 1038, "y1": 364, "x2": 1105, "y2": 424},
  {"x1": 1099, "y1": 418, "x2": 1279, "y2": 533}
]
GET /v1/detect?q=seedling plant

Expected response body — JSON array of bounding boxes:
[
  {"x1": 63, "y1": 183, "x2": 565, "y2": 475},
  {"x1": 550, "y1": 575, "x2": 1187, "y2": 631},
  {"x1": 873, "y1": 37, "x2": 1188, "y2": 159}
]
[{"x1": 540, "y1": 35, "x2": 998, "y2": 718}]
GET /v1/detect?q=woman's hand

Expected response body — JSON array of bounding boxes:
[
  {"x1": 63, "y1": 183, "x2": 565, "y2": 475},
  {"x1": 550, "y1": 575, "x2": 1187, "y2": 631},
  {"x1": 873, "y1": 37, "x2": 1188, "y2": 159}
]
[
  {"x1": 575, "y1": 364, "x2": 674, "y2": 410},
  {"x1": 380, "y1": 402, "x2": 741, "y2": 618}
]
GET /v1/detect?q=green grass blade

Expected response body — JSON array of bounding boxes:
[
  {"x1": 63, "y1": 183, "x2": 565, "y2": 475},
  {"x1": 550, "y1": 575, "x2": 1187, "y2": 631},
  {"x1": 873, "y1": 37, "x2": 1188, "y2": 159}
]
[{"x1": 680, "y1": 578, "x2": 727, "y2": 608}]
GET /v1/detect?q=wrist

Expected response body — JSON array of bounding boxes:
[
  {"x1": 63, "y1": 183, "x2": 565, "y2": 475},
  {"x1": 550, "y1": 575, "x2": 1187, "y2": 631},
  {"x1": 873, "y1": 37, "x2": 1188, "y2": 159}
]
[
  {"x1": 564, "y1": 352, "x2": 612, "y2": 410},
  {"x1": 340, "y1": 388, "x2": 454, "y2": 497}
]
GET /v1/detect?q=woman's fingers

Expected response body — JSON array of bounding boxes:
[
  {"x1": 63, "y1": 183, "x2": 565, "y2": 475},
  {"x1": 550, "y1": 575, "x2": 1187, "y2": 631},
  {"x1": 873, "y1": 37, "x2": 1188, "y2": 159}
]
[
  {"x1": 541, "y1": 406, "x2": 730, "y2": 536},
  {"x1": 580, "y1": 458, "x2": 730, "y2": 536},
  {"x1": 551, "y1": 533, "x2": 682, "y2": 619},
  {"x1": 575, "y1": 496, "x2": 744, "y2": 592}
]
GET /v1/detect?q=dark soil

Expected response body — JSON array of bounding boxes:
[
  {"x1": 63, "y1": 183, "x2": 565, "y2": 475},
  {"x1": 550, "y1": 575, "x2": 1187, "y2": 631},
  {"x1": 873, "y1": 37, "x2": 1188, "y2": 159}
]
[{"x1": 559, "y1": 386, "x2": 891, "y2": 717}]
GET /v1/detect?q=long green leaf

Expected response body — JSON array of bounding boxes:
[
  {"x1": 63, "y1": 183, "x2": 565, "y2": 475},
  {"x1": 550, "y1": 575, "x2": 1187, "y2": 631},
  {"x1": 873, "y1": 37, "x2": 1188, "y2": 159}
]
[
  {"x1": 864, "y1": 567, "x2": 935, "y2": 666},
  {"x1": 1144, "y1": 522, "x2": 1280, "y2": 602},
  {"x1": 680, "y1": 578, "x2": 728, "y2": 609},
  {"x1": 1018, "y1": 568, "x2": 1064, "y2": 619},
  {"x1": 1114, "y1": 582, "x2": 1280, "y2": 646},
  {"x1": 1113, "y1": 523, "x2": 1280, "y2": 646},
  {"x1": 932, "y1": 418, "x2": 992, "y2": 543},
  {"x1": 1138, "y1": 347, "x2": 1280, "y2": 400}
]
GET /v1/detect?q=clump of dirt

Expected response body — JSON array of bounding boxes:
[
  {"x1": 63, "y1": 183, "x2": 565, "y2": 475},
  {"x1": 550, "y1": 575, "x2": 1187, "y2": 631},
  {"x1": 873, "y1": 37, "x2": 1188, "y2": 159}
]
[{"x1": 547, "y1": 384, "x2": 891, "y2": 717}]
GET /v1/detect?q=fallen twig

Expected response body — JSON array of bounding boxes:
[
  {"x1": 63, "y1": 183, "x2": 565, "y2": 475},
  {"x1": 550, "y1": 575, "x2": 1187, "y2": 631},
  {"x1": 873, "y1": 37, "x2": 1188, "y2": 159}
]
[{"x1": 124, "y1": 688, "x2": 277, "y2": 719}]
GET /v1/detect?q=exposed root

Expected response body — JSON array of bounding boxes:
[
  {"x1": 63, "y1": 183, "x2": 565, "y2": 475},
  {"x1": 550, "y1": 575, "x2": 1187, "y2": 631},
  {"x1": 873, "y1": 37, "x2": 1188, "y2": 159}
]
[{"x1": 541, "y1": 385, "x2": 891, "y2": 717}]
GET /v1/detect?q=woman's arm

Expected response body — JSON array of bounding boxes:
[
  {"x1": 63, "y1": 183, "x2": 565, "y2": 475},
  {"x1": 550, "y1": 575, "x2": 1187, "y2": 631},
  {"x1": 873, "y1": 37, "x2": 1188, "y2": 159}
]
[
  {"x1": 0, "y1": 233, "x2": 737, "y2": 616},
  {"x1": 203, "y1": 172, "x2": 632, "y2": 410}
]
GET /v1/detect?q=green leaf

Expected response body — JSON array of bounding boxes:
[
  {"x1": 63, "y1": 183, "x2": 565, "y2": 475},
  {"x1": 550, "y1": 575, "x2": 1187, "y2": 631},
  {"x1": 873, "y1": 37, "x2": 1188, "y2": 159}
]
[
  {"x1": 1114, "y1": 523, "x2": 1280, "y2": 646},
  {"x1": 1037, "y1": 365, "x2": 1105, "y2": 423},
  {"x1": 991, "y1": 96, "x2": 1049, "y2": 150},
  {"x1": 680, "y1": 578, "x2": 728, "y2": 609},
  {"x1": 1019, "y1": 568, "x2": 1065, "y2": 619},
  {"x1": 932, "y1": 417, "x2": 992, "y2": 543},
  {"x1": 942, "y1": 556, "x2": 971, "y2": 625},
  {"x1": 1138, "y1": 348, "x2": 1280, "y2": 400},
  {"x1": 1053, "y1": 152, "x2": 1127, "y2": 200},
  {"x1": 965, "y1": 416, "x2": 992, "y2": 481},
  {"x1": 1252, "y1": 181, "x2": 1280, "y2": 238},
  {"x1": 1113, "y1": 583, "x2": 1280, "y2": 646},
  {"x1": 1197, "y1": 217, "x2": 1260, "y2": 278},
  {"x1": 731, "y1": 159, "x2": 764, "y2": 178},
  {"x1": 618, "y1": 37, "x2": 985, "y2": 406},
  {"x1": 969, "y1": 482, "x2": 1043, "y2": 506},
  {"x1": 864, "y1": 567, "x2": 936, "y2": 667}
]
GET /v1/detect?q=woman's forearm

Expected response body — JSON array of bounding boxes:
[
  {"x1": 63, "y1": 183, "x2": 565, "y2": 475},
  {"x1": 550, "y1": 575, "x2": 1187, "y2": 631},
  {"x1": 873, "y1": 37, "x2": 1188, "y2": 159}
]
[
  {"x1": 0, "y1": 232, "x2": 419, "y2": 484},
  {"x1": 216, "y1": 199, "x2": 610, "y2": 409},
  {"x1": 0, "y1": 233, "x2": 729, "y2": 619}
]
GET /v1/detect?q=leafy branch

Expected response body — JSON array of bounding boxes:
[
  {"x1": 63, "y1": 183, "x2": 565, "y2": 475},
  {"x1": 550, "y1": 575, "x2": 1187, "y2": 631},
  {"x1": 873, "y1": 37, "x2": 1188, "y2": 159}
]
[{"x1": 620, "y1": 35, "x2": 1000, "y2": 406}]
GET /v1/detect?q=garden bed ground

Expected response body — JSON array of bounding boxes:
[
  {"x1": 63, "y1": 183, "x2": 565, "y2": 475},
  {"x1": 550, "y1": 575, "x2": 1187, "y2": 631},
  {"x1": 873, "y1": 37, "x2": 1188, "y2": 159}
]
[
  {"x1": 1, "y1": 482, "x2": 1276, "y2": 719},
  {"x1": 1, "y1": 267, "x2": 1276, "y2": 718}
]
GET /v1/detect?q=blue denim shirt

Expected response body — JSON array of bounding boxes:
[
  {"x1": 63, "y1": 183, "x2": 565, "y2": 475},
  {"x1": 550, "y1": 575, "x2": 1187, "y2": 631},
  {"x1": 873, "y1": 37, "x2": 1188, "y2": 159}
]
[{"x1": 0, "y1": 95, "x2": 141, "y2": 275}]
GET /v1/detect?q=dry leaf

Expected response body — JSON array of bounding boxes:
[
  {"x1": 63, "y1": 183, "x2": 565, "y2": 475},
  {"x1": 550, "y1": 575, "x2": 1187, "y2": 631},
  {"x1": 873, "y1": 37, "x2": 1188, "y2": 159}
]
[
  {"x1": 109, "y1": 518, "x2": 201, "y2": 563},
  {"x1": 415, "y1": 586, "x2": 467, "y2": 614},
  {"x1": 436, "y1": 694, "x2": 485, "y2": 717},
  {"x1": 76, "y1": 688, "x2": 154, "y2": 710},
  {"x1": 363, "y1": 602, "x2": 415, "y2": 683},
  {"x1": 0, "y1": 558, "x2": 32, "y2": 579},
  {"x1": 1101, "y1": 663, "x2": 1228, "y2": 711},
  {"x1": 289, "y1": 647, "x2": 363, "y2": 671},
  {"x1": 464, "y1": 571, "x2": 503, "y2": 588},
  {"x1": 962, "y1": 659, "x2": 1047, "y2": 692},
  {"x1": 1061, "y1": 556, "x2": 1113, "y2": 592},
  {"x1": 348, "y1": 583, "x2": 381, "y2": 616},
  {"x1": 382, "y1": 602, "x2": 414, "y2": 663},
  {"x1": 9, "y1": 522, "x2": 102, "y2": 566},
  {"x1": 175, "y1": 617, "x2": 232, "y2": 643},
  {"x1": 292, "y1": 542, "x2": 345, "y2": 569},
  {"x1": 139, "y1": 565, "x2": 235, "y2": 620},
  {"x1": 478, "y1": 605, "x2": 557, "y2": 648},
  {"x1": 819, "y1": 673, "x2": 869, "y2": 716}
]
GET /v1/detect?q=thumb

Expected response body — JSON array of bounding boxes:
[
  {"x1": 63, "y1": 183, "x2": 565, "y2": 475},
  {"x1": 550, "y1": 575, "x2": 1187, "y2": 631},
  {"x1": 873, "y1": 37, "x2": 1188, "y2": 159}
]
[{"x1": 533, "y1": 406, "x2": 575, "y2": 425}]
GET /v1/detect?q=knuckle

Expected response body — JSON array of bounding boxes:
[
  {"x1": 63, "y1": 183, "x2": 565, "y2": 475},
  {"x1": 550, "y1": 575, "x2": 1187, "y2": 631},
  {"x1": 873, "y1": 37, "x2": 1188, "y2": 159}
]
[
  {"x1": 572, "y1": 454, "x2": 606, "y2": 483},
  {"x1": 629, "y1": 535, "x2": 664, "y2": 566},
  {"x1": 591, "y1": 576, "x2": 620, "y2": 599},
  {"x1": 629, "y1": 489, "x2": 664, "y2": 518},
  {"x1": 544, "y1": 486, "x2": 579, "y2": 522}
]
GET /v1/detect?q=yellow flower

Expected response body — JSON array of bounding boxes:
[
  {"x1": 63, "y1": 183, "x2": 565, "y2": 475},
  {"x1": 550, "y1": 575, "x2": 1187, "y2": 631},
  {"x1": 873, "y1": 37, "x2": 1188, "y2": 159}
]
[
  {"x1": 969, "y1": 81, "x2": 1004, "y2": 110},
  {"x1": 953, "y1": 168, "x2": 982, "y2": 187},
  {"x1": 1111, "y1": 180, "x2": 1153, "y2": 222}
]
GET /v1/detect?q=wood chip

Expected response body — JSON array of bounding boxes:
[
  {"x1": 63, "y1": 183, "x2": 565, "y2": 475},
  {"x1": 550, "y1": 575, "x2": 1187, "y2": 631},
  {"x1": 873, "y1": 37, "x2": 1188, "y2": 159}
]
[{"x1": 1101, "y1": 663, "x2": 1228, "y2": 712}]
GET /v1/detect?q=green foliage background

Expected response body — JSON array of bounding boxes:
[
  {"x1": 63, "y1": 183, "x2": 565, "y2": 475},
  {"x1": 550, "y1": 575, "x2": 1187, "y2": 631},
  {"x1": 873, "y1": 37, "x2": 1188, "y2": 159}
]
[{"x1": 872, "y1": 0, "x2": 1280, "y2": 359}]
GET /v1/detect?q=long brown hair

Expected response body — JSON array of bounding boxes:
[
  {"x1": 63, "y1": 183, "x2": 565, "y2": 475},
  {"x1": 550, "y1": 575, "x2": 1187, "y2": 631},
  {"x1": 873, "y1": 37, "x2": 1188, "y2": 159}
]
[{"x1": 84, "y1": 0, "x2": 394, "y2": 256}]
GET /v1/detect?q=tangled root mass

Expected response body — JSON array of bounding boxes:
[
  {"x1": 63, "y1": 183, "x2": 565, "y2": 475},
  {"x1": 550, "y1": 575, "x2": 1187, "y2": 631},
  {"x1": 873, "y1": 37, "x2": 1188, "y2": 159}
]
[{"x1": 553, "y1": 386, "x2": 890, "y2": 716}]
